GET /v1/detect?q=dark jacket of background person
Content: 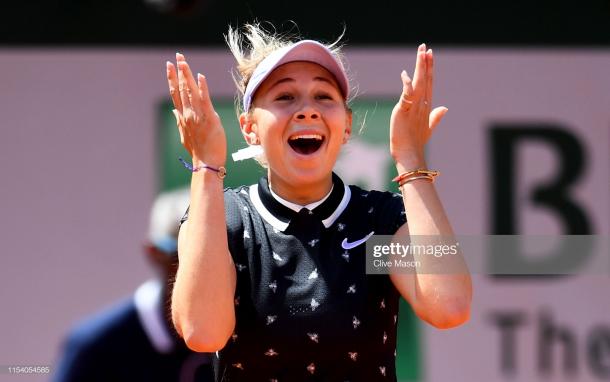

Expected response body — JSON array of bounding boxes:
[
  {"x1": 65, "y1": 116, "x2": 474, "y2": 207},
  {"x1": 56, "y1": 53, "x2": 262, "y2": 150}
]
[{"x1": 52, "y1": 189, "x2": 214, "y2": 382}]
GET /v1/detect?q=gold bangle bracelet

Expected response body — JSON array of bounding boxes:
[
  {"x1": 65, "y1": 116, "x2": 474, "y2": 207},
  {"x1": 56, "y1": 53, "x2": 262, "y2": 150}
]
[
  {"x1": 393, "y1": 169, "x2": 440, "y2": 184},
  {"x1": 398, "y1": 174, "x2": 434, "y2": 187}
]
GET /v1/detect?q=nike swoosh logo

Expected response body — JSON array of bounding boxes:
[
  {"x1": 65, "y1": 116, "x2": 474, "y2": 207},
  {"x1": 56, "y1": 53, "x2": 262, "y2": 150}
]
[{"x1": 341, "y1": 231, "x2": 375, "y2": 250}]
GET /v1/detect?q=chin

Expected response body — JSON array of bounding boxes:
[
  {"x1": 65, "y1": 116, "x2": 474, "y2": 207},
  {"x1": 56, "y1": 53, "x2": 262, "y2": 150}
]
[
  {"x1": 286, "y1": 166, "x2": 331, "y2": 185},
  {"x1": 271, "y1": 160, "x2": 333, "y2": 187},
  {"x1": 268, "y1": 141, "x2": 340, "y2": 186}
]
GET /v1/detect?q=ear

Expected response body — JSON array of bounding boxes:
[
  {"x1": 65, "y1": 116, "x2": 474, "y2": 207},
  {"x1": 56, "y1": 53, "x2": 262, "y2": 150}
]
[
  {"x1": 342, "y1": 109, "x2": 353, "y2": 144},
  {"x1": 239, "y1": 112, "x2": 259, "y2": 145}
]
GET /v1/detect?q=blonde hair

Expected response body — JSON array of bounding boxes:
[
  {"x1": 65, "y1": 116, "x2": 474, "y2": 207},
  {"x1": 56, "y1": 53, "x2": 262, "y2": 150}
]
[{"x1": 225, "y1": 22, "x2": 349, "y2": 115}]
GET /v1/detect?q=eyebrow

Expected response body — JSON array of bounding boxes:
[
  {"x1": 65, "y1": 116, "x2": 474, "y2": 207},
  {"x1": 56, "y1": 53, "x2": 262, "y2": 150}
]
[{"x1": 268, "y1": 76, "x2": 336, "y2": 91}]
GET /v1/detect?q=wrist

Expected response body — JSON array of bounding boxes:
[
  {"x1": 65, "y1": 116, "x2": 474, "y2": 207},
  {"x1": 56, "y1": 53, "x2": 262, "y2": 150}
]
[
  {"x1": 190, "y1": 168, "x2": 226, "y2": 190},
  {"x1": 395, "y1": 157, "x2": 427, "y2": 173},
  {"x1": 192, "y1": 167, "x2": 226, "y2": 183},
  {"x1": 392, "y1": 149, "x2": 426, "y2": 169},
  {"x1": 179, "y1": 157, "x2": 227, "y2": 179},
  {"x1": 192, "y1": 156, "x2": 225, "y2": 169}
]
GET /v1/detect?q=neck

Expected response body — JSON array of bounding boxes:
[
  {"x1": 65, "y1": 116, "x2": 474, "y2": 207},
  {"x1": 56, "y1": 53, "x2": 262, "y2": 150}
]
[{"x1": 268, "y1": 171, "x2": 333, "y2": 206}]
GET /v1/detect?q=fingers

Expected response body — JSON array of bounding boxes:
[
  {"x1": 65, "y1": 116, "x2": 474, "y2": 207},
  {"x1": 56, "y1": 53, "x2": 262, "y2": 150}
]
[
  {"x1": 197, "y1": 73, "x2": 214, "y2": 114},
  {"x1": 399, "y1": 70, "x2": 414, "y2": 110},
  {"x1": 176, "y1": 53, "x2": 203, "y2": 114},
  {"x1": 172, "y1": 108, "x2": 186, "y2": 144},
  {"x1": 166, "y1": 61, "x2": 183, "y2": 112},
  {"x1": 425, "y1": 48, "x2": 434, "y2": 107},
  {"x1": 429, "y1": 106, "x2": 448, "y2": 132},
  {"x1": 175, "y1": 54, "x2": 191, "y2": 111},
  {"x1": 411, "y1": 43, "x2": 427, "y2": 96}
]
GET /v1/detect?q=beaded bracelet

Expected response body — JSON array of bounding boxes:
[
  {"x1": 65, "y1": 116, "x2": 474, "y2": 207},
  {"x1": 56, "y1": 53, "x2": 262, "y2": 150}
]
[{"x1": 179, "y1": 157, "x2": 227, "y2": 179}]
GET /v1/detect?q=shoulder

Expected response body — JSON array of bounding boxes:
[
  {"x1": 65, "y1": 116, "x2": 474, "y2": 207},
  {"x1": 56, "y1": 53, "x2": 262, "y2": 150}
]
[
  {"x1": 223, "y1": 185, "x2": 253, "y2": 229},
  {"x1": 347, "y1": 184, "x2": 405, "y2": 234},
  {"x1": 347, "y1": 184, "x2": 403, "y2": 209},
  {"x1": 223, "y1": 185, "x2": 253, "y2": 213},
  {"x1": 223, "y1": 185, "x2": 249, "y2": 199}
]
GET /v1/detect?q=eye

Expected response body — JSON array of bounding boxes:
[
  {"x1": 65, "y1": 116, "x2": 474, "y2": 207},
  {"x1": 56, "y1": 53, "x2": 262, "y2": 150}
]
[
  {"x1": 315, "y1": 93, "x2": 334, "y2": 101},
  {"x1": 275, "y1": 93, "x2": 294, "y2": 101}
]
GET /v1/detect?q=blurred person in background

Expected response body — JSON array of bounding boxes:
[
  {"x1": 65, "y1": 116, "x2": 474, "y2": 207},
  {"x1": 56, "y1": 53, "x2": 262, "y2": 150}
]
[{"x1": 52, "y1": 188, "x2": 214, "y2": 382}]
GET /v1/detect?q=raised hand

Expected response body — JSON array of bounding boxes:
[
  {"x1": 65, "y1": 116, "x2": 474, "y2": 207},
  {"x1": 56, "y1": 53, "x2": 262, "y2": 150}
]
[
  {"x1": 390, "y1": 44, "x2": 448, "y2": 167},
  {"x1": 166, "y1": 53, "x2": 227, "y2": 167}
]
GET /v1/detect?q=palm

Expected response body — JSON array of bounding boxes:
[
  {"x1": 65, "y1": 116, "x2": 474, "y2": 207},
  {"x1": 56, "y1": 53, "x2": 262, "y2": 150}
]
[
  {"x1": 166, "y1": 53, "x2": 227, "y2": 167},
  {"x1": 389, "y1": 44, "x2": 447, "y2": 164}
]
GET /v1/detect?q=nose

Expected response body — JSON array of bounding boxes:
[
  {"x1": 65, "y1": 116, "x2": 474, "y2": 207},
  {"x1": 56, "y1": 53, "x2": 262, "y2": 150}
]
[{"x1": 294, "y1": 103, "x2": 320, "y2": 121}]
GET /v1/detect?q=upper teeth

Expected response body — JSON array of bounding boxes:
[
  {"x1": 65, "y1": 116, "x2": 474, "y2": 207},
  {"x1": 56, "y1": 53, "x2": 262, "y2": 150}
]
[{"x1": 290, "y1": 134, "x2": 323, "y2": 141}]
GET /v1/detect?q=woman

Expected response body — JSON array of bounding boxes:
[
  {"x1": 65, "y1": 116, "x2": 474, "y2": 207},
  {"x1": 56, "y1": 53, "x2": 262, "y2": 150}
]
[{"x1": 167, "y1": 23, "x2": 472, "y2": 381}]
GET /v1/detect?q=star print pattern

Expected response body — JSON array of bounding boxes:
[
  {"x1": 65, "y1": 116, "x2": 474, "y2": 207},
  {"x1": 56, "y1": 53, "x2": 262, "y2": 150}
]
[
  {"x1": 307, "y1": 363, "x2": 316, "y2": 374},
  {"x1": 272, "y1": 252, "x2": 284, "y2": 263},
  {"x1": 308, "y1": 268, "x2": 318, "y2": 280},
  {"x1": 235, "y1": 263, "x2": 247, "y2": 272},
  {"x1": 202, "y1": 182, "x2": 406, "y2": 381},
  {"x1": 310, "y1": 298, "x2": 320, "y2": 311},
  {"x1": 307, "y1": 333, "x2": 319, "y2": 343},
  {"x1": 266, "y1": 315, "x2": 277, "y2": 325},
  {"x1": 269, "y1": 280, "x2": 277, "y2": 293}
]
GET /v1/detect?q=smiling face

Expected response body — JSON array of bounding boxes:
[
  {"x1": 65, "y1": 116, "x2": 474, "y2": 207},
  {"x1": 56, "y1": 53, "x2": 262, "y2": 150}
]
[{"x1": 240, "y1": 61, "x2": 352, "y2": 201}]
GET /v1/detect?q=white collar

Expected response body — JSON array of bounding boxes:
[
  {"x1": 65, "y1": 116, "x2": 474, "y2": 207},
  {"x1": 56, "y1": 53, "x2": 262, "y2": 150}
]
[
  {"x1": 133, "y1": 279, "x2": 174, "y2": 354},
  {"x1": 268, "y1": 184, "x2": 334, "y2": 212},
  {"x1": 249, "y1": 182, "x2": 351, "y2": 232}
]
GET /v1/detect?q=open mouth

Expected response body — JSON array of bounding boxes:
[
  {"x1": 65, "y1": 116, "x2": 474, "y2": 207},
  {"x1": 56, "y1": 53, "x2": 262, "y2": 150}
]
[{"x1": 288, "y1": 134, "x2": 325, "y2": 155}]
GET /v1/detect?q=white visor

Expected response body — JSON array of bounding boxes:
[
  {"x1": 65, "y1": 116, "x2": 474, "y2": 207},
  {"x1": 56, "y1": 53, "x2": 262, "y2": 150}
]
[{"x1": 242, "y1": 40, "x2": 349, "y2": 112}]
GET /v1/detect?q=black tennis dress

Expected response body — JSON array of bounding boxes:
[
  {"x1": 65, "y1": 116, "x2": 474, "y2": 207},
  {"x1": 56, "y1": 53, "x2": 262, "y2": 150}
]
[{"x1": 183, "y1": 173, "x2": 407, "y2": 381}]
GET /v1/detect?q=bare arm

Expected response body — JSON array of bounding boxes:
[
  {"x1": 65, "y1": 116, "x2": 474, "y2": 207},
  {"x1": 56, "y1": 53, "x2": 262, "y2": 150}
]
[
  {"x1": 167, "y1": 54, "x2": 236, "y2": 351},
  {"x1": 390, "y1": 180, "x2": 472, "y2": 329},
  {"x1": 388, "y1": 45, "x2": 472, "y2": 329}
]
